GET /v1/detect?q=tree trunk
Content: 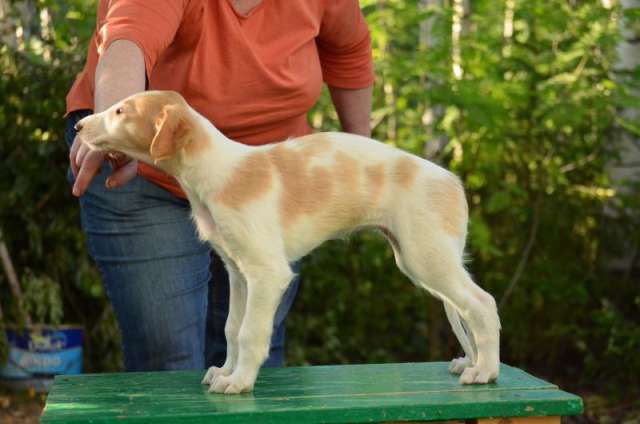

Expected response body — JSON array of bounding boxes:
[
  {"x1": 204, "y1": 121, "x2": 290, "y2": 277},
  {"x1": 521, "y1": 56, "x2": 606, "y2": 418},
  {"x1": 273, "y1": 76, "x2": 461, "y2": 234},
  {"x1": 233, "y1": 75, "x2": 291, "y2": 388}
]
[
  {"x1": 421, "y1": 0, "x2": 450, "y2": 161},
  {"x1": 451, "y1": 0, "x2": 464, "y2": 79},
  {"x1": 0, "y1": 0, "x2": 41, "y2": 49},
  {"x1": 607, "y1": 0, "x2": 640, "y2": 273}
]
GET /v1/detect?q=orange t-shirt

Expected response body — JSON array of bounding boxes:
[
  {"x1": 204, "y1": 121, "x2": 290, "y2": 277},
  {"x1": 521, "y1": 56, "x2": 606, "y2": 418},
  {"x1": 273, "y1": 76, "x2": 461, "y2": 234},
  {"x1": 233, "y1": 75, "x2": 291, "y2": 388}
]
[{"x1": 66, "y1": 0, "x2": 374, "y2": 197}]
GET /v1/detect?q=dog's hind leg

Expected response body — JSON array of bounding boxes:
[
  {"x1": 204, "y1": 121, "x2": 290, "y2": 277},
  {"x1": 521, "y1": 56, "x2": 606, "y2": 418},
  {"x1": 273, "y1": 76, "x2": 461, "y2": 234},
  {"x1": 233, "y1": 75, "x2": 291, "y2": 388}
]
[
  {"x1": 393, "y1": 228, "x2": 500, "y2": 384},
  {"x1": 388, "y1": 237, "x2": 476, "y2": 374},
  {"x1": 449, "y1": 271, "x2": 500, "y2": 384}
]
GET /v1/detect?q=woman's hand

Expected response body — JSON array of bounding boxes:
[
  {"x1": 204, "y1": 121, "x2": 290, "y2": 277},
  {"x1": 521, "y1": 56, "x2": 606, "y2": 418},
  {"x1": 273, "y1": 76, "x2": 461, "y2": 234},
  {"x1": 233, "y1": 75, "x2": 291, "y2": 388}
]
[{"x1": 69, "y1": 135, "x2": 138, "y2": 197}]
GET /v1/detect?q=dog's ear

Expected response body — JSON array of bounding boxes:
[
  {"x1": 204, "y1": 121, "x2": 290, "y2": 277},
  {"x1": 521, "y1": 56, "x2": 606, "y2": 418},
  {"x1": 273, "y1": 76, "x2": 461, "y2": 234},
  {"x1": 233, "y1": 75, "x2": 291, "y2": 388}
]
[{"x1": 150, "y1": 105, "x2": 191, "y2": 164}]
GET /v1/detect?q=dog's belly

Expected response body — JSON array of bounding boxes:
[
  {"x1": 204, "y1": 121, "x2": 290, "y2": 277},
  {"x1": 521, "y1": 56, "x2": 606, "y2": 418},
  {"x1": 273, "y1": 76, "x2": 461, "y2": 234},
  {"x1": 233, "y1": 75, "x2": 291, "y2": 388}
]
[{"x1": 282, "y1": 204, "x2": 383, "y2": 261}]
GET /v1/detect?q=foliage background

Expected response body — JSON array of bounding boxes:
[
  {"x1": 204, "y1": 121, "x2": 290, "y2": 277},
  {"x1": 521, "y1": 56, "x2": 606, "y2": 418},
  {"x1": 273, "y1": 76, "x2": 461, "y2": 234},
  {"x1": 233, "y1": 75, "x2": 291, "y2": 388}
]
[{"x1": 0, "y1": 0, "x2": 639, "y2": 420}]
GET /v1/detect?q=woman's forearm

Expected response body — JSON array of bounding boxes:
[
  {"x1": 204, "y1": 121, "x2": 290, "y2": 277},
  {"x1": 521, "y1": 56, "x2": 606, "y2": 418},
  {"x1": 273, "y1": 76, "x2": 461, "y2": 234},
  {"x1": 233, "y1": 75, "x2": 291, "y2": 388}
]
[
  {"x1": 328, "y1": 85, "x2": 373, "y2": 137},
  {"x1": 95, "y1": 40, "x2": 146, "y2": 112}
]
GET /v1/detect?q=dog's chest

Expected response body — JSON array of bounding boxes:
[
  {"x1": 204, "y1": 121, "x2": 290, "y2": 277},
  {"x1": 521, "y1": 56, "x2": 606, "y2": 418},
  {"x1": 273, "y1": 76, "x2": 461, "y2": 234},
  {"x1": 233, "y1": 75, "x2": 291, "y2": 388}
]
[{"x1": 189, "y1": 198, "x2": 219, "y2": 243}]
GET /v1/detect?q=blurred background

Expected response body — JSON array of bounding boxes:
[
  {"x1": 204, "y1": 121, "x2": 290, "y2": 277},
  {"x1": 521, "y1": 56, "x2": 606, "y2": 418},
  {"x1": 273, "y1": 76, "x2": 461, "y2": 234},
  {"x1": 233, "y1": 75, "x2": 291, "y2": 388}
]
[{"x1": 0, "y1": 0, "x2": 638, "y2": 422}]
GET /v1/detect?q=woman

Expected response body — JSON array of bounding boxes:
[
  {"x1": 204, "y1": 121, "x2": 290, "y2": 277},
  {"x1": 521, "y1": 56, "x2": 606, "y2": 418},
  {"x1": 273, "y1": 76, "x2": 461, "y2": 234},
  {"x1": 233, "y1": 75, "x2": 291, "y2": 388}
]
[{"x1": 65, "y1": 0, "x2": 373, "y2": 371}]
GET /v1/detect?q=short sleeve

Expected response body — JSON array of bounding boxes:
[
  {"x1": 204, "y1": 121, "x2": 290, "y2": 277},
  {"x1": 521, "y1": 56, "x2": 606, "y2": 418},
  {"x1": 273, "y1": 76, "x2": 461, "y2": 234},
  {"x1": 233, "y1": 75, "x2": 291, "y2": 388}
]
[
  {"x1": 317, "y1": 0, "x2": 374, "y2": 89},
  {"x1": 96, "y1": 0, "x2": 188, "y2": 78}
]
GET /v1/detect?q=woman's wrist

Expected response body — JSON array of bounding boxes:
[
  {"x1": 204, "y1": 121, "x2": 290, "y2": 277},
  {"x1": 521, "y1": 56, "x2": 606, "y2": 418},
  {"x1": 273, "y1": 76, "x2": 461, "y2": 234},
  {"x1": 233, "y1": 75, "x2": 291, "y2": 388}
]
[{"x1": 328, "y1": 85, "x2": 373, "y2": 138}]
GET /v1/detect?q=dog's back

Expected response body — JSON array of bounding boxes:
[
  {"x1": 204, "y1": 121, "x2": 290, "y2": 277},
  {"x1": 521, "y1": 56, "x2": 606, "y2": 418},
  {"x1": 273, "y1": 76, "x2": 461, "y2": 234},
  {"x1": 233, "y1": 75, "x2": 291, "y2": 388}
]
[{"x1": 255, "y1": 132, "x2": 465, "y2": 261}]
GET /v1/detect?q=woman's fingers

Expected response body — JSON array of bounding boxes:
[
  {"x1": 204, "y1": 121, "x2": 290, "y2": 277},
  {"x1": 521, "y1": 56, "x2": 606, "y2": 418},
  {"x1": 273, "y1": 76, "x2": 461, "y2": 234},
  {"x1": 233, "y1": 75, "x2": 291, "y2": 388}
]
[
  {"x1": 106, "y1": 159, "x2": 138, "y2": 189},
  {"x1": 75, "y1": 142, "x2": 90, "y2": 171},
  {"x1": 72, "y1": 150, "x2": 105, "y2": 197},
  {"x1": 69, "y1": 136, "x2": 82, "y2": 178},
  {"x1": 70, "y1": 136, "x2": 136, "y2": 195}
]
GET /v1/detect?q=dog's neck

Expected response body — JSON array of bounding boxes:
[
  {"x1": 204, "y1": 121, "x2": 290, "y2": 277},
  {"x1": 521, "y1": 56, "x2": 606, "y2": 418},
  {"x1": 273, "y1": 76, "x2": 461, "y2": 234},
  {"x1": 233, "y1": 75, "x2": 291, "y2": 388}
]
[{"x1": 168, "y1": 113, "x2": 252, "y2": 200}]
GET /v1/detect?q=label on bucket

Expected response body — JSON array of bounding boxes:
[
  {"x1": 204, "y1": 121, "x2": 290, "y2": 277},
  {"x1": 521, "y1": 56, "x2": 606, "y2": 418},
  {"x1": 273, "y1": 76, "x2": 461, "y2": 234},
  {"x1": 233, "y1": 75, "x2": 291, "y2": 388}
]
[{"x1": 0, "y1": 328, "x2": 83, "y2": 379}]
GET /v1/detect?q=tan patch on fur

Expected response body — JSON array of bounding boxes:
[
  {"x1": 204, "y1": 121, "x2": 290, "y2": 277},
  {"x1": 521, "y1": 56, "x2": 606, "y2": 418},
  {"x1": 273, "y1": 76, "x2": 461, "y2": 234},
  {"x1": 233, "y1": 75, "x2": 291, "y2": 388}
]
[
  {"x1": 324, "y1": 151, "x2": 369, "y2": 230},
  {"x1": 149, "y1": 105, "x2": 193, "y2": 162},
  {"x1": 134, "y1": 92, "x2": 187, "y2": 126},
  {"x1": 333, "y1": 151, "x2": 359, "y2": 193},
  {"x1": 427, "y1": 176, "x2": 468, "y2": 238},
  {"x1": 366, "y1": 163, "x2": 385, "y2": 204},
  {"x1": 145, "y1": 93, "x2": 210, "y2": 159},
  {"x1": 261, "y1": 133, "x2": 335, "y2": 219},
  {"x1": 394, "y1": 156, "x2": 420, "y2": 188},
  {"x1": 296, "y1": 133, "x2": 334, "y2": 156},
  {"x1": 216, "y1": 152, "x2": 273, "y2": 208},
  {"x1": 127, "y1": 91, "x2": 195, "y2": 154},
  {"x1": 183, "y1": 123, "x2": 210, "y2": 157},
  {"x1": 268, "y1": 143, "x2": 334, "y2": 225},
  {"x1": 264, "y1": 135, "x2": 381, "y2": 235}
]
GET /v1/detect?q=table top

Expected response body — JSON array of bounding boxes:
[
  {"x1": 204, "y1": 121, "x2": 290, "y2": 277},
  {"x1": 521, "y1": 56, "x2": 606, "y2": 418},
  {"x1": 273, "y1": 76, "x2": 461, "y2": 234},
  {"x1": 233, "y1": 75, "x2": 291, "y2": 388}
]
[{"x1": 41, "y1": 362, "x2": 583, "y2": 423}]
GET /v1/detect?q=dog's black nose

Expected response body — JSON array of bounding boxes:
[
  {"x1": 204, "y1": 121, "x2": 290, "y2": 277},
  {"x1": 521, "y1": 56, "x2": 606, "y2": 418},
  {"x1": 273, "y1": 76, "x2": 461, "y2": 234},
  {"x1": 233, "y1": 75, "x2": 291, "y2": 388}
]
[{"x1": 74, "y1": 122, "x2": 84, "y2": 132}]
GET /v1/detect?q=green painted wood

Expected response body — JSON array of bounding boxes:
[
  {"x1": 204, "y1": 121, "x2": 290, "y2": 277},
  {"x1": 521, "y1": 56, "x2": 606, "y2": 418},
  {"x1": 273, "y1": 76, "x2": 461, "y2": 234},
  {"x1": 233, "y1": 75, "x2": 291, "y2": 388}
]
[{"x1": 41, "y1": 362, "x2": 583, "y2": 423}]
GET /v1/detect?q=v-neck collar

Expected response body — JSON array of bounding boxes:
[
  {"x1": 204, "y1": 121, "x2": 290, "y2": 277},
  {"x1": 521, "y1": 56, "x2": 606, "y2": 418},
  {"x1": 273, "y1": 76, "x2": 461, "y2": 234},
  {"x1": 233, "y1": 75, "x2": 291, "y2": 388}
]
[{"x1": 226, "y1": 0, "x2": 267, "y2": 19}]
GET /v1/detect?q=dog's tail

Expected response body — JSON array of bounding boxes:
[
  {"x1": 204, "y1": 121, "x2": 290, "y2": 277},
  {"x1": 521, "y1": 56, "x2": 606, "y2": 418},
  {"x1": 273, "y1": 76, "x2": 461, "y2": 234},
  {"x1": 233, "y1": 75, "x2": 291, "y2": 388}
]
[{"x1": 444, "y1": 301, "x2": 476, "y2": 365}]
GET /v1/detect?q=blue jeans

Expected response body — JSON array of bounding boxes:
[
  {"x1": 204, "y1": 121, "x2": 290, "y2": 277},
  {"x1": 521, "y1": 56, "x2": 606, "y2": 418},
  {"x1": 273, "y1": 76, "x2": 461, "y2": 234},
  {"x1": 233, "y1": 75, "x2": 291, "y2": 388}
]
[{"x1": 65, "y1": 110, "x2": 299, "y2": 371}]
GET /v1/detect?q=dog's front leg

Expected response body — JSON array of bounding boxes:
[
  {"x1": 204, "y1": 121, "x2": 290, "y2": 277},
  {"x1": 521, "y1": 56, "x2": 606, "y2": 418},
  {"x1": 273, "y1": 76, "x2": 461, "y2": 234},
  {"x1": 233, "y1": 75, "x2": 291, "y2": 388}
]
[
  {"x1": 210, "y1": 260, "x2": 293, "y2": 394},
  {"x1": 202, "y1": 260, "x2": 247, "y2": 388}
]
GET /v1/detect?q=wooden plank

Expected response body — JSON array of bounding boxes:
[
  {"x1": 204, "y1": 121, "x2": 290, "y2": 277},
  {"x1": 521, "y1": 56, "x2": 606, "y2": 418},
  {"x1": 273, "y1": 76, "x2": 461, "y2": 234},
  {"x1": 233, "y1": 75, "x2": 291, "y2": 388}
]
[{"x1": 41, "y1": 362, "x2": 583, "y2": 424}]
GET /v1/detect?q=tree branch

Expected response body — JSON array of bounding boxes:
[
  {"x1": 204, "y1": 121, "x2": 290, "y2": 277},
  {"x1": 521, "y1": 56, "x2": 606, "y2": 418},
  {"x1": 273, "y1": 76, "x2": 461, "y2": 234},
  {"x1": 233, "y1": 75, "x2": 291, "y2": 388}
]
[
  {"x1": 0, "y1": 229, "x2": 32, "y2": 326},
  {"x1": 499, "y1": 195, "x2": 542, "y2": 310}
]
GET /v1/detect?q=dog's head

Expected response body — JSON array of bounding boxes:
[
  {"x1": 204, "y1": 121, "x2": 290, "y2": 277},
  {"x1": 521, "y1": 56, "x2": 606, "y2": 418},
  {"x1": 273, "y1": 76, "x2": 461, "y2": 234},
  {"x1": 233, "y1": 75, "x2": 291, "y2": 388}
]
[{"x1": 75, "y1": 91, "x2": 199, "y2": 169}]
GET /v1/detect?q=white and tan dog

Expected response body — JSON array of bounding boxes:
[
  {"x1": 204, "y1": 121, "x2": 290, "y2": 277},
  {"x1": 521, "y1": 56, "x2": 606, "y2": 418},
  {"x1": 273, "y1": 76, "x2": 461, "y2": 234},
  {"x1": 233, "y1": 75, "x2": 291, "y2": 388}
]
[{"x1": 75, "y1": 90, "x2": 501, "y2": 394}]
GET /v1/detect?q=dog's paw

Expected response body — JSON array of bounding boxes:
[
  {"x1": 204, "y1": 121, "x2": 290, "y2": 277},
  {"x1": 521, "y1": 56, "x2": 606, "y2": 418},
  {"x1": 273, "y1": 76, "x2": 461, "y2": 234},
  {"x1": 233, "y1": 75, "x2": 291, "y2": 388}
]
[
  {"x1": 459, "y1": 365, "x2": 498, "y2": 384},
  {"x1": 208, "y1": 374, "x2": 254, "y2": 394},
  {"x1": 201, "y1": 365, "x2": 232, "y2": 385},
  {"x1": 448, "y1": 356, "x2": 472, "y2": 374}
]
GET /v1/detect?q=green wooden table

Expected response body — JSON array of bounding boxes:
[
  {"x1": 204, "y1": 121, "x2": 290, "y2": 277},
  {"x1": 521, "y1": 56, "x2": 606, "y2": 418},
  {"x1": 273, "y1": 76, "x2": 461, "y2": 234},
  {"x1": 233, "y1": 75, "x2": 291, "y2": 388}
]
[{"x1": 41, "y1": 362, "x2": 582, "y2": 423}]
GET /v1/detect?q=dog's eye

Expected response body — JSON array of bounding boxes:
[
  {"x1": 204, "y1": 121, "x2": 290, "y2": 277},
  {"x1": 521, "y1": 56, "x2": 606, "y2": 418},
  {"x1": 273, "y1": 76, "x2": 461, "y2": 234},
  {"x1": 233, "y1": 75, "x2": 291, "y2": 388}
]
[{"x1": 115, "y1": 107, "x2": 124, "y2": 115}]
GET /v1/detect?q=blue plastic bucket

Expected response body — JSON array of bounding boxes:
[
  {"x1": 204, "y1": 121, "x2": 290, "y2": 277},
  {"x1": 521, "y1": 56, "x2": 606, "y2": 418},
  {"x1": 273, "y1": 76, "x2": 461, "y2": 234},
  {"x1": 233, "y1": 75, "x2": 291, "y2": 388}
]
[{"x1": 0, "y1": 326, "x2": 83, "y2": 392}]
